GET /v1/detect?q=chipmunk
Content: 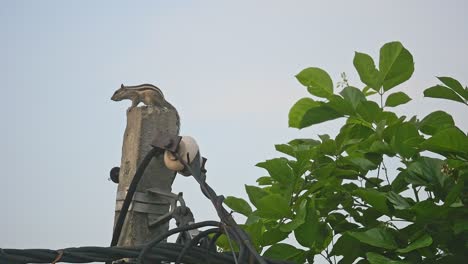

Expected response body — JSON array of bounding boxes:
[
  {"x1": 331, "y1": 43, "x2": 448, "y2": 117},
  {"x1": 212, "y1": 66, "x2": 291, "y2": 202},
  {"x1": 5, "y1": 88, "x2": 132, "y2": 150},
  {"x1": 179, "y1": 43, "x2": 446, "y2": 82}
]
[
  {"x1": 111, "y1": 83, "x2": 180, "y2": 133},
  {"x1": 109, "y1": 84, "x2": 181, "y2": 184}
]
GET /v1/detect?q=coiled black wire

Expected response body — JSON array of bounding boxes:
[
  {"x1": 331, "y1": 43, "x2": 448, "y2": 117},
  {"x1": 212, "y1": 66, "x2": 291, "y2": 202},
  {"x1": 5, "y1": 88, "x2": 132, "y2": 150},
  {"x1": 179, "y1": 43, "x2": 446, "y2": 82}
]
[
  {"x1": 0, "y1": 243, "x2": 293, "y2": 264},
  {"x1": 0, "y1": 243, "x2": 236, "y2": 264}
]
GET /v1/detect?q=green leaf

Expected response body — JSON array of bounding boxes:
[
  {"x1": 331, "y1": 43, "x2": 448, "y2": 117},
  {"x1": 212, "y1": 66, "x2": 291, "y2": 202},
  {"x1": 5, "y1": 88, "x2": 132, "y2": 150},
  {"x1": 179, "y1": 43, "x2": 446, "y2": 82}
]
[
  {"x1": 380, "y1": 111, "x2": 399, "y2": 125},
  {"x1": 424, "y1": 85, "x2": 465, "y2": 103},
  {"x1": 337, "y1": 123, "x2": 374, "y2": 145},
  {"x1": 405, "y1": 157, "x2": 446, "y2": 187},
  {"x1": 365, "y1": 177, "x2": 384, "y2": 188},
  {"x1": 405, "y1": 157, "x2": 452, "y2": 201},
  {"x1": 331, "y1": 235, "x2": 365, "y2": 264},
  {"x1": 452, "y1": 219, "x2": 468, "y2": 234},
  {"x1": 215, "y1": 234, "x2": 239, "y2": 252},
  {"x1": 320, "y1": 139, "x2": 337, "y2": 155},
  {"x1": 397, "y1": 234, "x2": 433, "y2": 253},
  {"x1": 327, "y1": 95, "x2": 355, "y2": 115},
  {"x1": 296, "y1": 222, "x2": 332, "y2": 253},
  {"x1": 276, "y1": 140, "x2": 319, "y2": 161},
  {"x1": 421, "y1": 127, "x2": 468, "y2": 157},
  {"x1": 289, "y1": 98, "x2": 342, "y2": 129},
  {"x1": 294, "y1": 199, "x2": 318, "y2": 247},
  {"x1": 353, "y1": 52, "x2": 381, "y2": 90},
  {"x1": 312, "y1": 162, "x2": 335, "y2": 179},
  {"x1": 256, "y1": 194, "x2": 291, "y2": 219},
  {"x1": 365, "y1": 153, "x2": 383, "y2": 167},
  {"x1": 379, "y1": 41, "x2": 414, "y2": 91},
  {"x1": 348, "y1": 227, "x2": 398, "y2": 249},
  {"x1": 274, "y1": 144, "x2": 295, "y2": 157},
  {"x1": 280, "y1": 199, "x2": 307, "y2": 232},
  {"x1": 354, "y1": 188, "x2": 391, "y2": 214},
  {"x1": 385, "y1": 92, "x2": 412, "y2": 107},
  {"x1": 245, "y1": 185, "x2": 269, "y2": 208},
  {"x1": 291, "y1": 149, "x2": 315, "y2": 171},
  {"x1": 411, "y1": 200, "x2": 449, "y2": 222},
  {"x1": 245, "y1": 211, "x2": 261, "y2": 224},
  {"x1": 296, "y1": 67, "x2": 334, "y2": 98},
  {"x1": 224, "y1": 196, "x2": 252, "y2": 216},
  {"x1": 375, "y1": 120, "x2": 386, "y2": 137},
  {"x1": 256, "y1": 176, "x2": 273, "y2": 185},
  {"x1": 369, "y1": 141, "x2": 394, "y2": 156},
  {"x1": 363, "y1": 86, "x2": 378, "y2": 96},
  {"x1": 444, "y1": 179, "x2": 464, "y2": 206},
  {"x1": 386, "y1": 191, "x2": 411, "y2": 210},
  {"x1": 289, "y1": 138, "x2": 321, "y2": 146},
  {"x1": 319, "y1": 133, "x2": 330, "y2": 142},
  {"x1": 263, "y1": 243, "x2": 305, "y2": 263},
  {"x1": 359, "y1": 207, "x2": 384, "y2": 227},
  {"x1": 391, "y1": 171, "x2": 409, "y2": 193},
  {"x1": 262, "y1": 227, "x2": 289, "y2": 245},
  {"x1": 345, "y1": 156, "x2": 378, "y2": 171},
  {"x1": 334, "y1": 168, "x2": 360, "y2": 180},
  {"x1": 437, "y1": 76, "x2": 468, "y2": 100},
  {"x1": 340, "y1": 86, "x2": 367, "y2": 109},
  {"x1": 366, "y1": 252, "x2": 408, "y2": 264},
  {"x1": 294, "y1": 199, "x2": 332, "y2": 252},
  {"x1": 256, "y1": 158, "x2": 294, "y2": 184},
  {"x1": 327, "y1": 213, "x2": 360, "y2": 234},
  {"x1": 356, "y1": 101, "x2": 382, "y2": 123},
  {"x1": 243, "y1": 221, "x2": 264, "y2": 250},
  {"x1": 388, "y1": 122, "x2": 422, "y2": 158},
  {"x1": 419, "y1": 111, "x2": 455, "y2": 135},
  {"x1": 347, "y1": 116, "x2": 374, "y2": 130}
]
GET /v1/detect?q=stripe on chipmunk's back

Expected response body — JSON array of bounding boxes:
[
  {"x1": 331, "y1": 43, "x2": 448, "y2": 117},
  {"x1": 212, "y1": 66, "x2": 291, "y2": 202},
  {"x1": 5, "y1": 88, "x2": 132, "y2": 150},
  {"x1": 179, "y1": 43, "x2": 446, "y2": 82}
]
[{"x1": 122, "y1": 84, "x2": 165, "y2": 98}]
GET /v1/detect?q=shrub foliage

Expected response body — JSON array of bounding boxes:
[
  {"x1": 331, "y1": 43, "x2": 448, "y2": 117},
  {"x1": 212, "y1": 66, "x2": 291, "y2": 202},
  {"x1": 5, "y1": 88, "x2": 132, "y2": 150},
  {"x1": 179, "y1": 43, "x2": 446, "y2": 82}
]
[{"x1": 223, "y1": 42, "x2": 468, "y2": 263}]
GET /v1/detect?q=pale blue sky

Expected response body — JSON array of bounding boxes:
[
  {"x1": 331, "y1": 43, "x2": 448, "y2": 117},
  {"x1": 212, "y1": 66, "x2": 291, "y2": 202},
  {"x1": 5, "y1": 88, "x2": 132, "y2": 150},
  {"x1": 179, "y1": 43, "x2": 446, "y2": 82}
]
[{"x1": 1, "y1": 0, "x2": 467, "y2": 262}]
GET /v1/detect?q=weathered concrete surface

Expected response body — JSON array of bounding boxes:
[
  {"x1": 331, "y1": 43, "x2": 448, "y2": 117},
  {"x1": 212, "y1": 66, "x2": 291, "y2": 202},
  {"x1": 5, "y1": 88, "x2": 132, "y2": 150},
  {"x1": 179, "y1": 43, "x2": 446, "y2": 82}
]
[{"x1": 114, "y1": 106, "x2": 179, "y2": 247}]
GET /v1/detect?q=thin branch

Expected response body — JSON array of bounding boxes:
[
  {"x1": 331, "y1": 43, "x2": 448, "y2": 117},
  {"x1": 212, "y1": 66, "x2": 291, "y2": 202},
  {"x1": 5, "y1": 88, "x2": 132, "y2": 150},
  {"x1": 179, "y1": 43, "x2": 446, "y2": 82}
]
[
  {"x1": 320, "y1": 253, "x2": 333, "y2": 264},
  {"x1": 427, "y1": 191, "x2": 433, "y2": 200},
  {"x1": 222, "y1": 225, "x2": 239, "y2": 264},
  {"x1": 330, "y1": 233, "x2": 337, "y2": 264},
  {"x1": 377, "y1": 163, "x2": 381, "y2": 179},
  {"x1": 412, "y1": 186, "x2": 420, "y2": 202},
  {"x1": 353, "y1": 198, "x2": 370, "y2": 208},
  {"x1": 381, "y1": 161, "x2": 390, "y2": 185}
]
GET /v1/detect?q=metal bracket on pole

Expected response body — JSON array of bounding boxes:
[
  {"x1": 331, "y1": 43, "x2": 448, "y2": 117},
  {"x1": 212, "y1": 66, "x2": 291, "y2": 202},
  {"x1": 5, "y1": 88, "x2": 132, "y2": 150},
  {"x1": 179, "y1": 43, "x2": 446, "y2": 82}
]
[
  {"x1": 115, "y1": 190, "x2": 170, "y2": 214},
  {"x1": 146, "y1": 188, "x2": 185, "y2": 228}
]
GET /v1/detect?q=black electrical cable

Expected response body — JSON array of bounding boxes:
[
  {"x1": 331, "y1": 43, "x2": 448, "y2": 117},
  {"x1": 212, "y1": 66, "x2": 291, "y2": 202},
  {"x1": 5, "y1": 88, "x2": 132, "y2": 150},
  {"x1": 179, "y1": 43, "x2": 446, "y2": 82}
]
[
  {"x1": 175, "y1": 227, "x2": 221, "y2": 264},
  {"x1": 0, "y1": 243, "x2": 247, "y2": 264},
  {"x1": 208, "y1": 231, "x2": 224, "y2": 250},
  {"x1": 137, "y1": 220, "x2": 221, "y2": 264}
]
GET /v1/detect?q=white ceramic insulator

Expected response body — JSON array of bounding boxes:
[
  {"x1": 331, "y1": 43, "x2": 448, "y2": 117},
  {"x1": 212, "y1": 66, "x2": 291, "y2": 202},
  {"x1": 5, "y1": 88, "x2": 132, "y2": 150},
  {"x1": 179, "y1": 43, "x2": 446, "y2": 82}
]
[{"x1": 164, "y1": 136, "x2": 200, "y2": 176}]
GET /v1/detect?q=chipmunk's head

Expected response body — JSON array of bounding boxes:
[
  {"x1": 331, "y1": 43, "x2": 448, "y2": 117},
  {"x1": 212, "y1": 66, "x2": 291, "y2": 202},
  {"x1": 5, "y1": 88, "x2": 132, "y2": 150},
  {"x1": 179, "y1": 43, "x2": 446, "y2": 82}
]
[{"x1": 111, "y1": 84, "x2": 127, "y2": 101}]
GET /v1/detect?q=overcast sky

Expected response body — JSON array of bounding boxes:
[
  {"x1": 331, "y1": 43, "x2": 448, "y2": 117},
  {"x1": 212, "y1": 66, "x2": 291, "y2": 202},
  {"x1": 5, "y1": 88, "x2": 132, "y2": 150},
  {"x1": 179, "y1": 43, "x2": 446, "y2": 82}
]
[{"x1": 1, "y1": 1, "x2": 467, "y2": 263}]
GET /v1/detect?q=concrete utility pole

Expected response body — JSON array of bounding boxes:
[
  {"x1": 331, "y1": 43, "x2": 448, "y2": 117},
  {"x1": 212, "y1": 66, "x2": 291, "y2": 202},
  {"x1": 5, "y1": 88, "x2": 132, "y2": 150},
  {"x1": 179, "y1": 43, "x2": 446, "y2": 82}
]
[{"x1": 114, "y1": 106, "x2": 179, "y2": 247}]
